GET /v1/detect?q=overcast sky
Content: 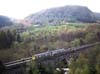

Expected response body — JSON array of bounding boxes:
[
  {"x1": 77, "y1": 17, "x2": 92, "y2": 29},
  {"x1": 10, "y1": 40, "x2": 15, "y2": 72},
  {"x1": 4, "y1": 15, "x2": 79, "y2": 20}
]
[{"x1": 0, "y1": 0, "x2": 100, "y2": 19}]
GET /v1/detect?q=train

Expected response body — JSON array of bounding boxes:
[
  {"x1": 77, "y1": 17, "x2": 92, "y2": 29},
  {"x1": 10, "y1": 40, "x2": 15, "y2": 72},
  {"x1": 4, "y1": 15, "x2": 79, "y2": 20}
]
[
  {"x1": 32, "y1": 48, "x2": 66, "y2": 60},
  {"x1": 32, "y1": 42, "x2": 99, "y2": 60}
]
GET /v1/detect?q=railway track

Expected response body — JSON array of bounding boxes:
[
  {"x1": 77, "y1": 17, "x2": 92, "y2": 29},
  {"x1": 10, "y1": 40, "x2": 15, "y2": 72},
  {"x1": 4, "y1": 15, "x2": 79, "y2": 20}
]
[{"x1": 4, "y1": 42, "x2": 100, "y2": 67}]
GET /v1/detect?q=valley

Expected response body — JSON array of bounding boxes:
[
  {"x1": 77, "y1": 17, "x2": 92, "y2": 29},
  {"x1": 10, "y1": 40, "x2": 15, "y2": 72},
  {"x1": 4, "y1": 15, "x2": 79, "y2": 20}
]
[{"x1": 0, "y1": 5, "x2": 100, "y2": 74}]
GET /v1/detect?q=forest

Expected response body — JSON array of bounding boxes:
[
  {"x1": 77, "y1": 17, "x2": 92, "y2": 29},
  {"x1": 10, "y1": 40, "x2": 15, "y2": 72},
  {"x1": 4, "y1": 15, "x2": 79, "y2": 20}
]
[
  {"x1": 0, "y1": 23, "x2": 100, "y2": 74},
  {"x1": 0, "y1": 23, "x2": 100, "y2": 63}
]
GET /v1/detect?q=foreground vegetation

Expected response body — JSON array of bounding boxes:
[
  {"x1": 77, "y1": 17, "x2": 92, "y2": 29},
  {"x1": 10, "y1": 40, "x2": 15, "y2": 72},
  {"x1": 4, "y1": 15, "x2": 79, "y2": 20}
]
[
  {"x1": 69, "y1": 44, "x2": 100, "y2": 74},
  {"x1": 28, "y1": 44, "x2": 100, "y2": 74}
]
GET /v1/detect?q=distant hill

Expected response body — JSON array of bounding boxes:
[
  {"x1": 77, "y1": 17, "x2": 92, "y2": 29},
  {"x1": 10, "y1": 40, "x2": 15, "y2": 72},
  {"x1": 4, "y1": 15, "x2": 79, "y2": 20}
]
[
  {"x1": 26, "y1": 5, "x2": 96, "y2": 25},
  {"x1": 0, "y1": 15, "x2": 13, "y2": 27},
  {"x1": 94, "y1": 13, "x2": 100, "y2": 21}
]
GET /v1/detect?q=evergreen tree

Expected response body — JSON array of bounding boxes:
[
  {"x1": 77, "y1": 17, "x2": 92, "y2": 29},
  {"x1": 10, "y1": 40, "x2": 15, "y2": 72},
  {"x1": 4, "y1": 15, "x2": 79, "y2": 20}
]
[{"x1": 16, "y1": 34, "x2": 21, "y2": 42}]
